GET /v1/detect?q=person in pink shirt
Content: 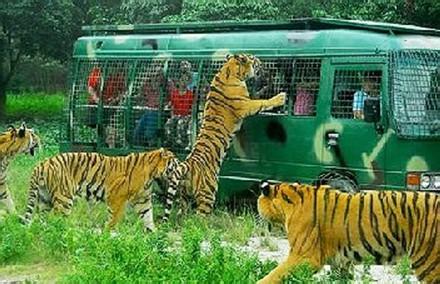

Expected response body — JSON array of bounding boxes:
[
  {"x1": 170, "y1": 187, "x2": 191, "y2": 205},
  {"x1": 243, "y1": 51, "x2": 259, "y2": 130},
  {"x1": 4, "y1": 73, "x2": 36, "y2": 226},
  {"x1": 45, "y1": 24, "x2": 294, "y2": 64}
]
[{"x1": 293, "y1": 81, "x2": 315, "y2": 116}]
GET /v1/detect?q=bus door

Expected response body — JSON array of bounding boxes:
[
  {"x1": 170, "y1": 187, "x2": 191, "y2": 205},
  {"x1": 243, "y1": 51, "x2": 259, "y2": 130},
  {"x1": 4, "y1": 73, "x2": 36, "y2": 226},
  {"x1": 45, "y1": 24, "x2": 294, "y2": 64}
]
[{"x1": 321, "y1": 58, "x2": 388, "y2": 188}]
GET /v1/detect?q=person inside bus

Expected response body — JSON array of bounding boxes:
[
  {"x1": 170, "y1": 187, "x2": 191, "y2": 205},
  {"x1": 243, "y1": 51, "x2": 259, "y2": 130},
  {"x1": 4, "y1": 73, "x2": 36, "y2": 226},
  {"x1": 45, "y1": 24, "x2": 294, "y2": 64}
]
[
  {"x1": 133, "y1": 61, "x2": 166, "y2": 146},
  {"x1": 352, "y1": 75, "x2": 380, "y2": 119},
  {"x1": 87, "y1": 63, "x2": 126, "y2": 147},
  {"x1": 165, "y1": 60, "x2": 196, "y2": 150},
  {"x1": 293, "y1": 80, "x2": 315, "y2": 115},
  {"x1": 85, "y1": 63, "x2": 101, "y2": 128}
]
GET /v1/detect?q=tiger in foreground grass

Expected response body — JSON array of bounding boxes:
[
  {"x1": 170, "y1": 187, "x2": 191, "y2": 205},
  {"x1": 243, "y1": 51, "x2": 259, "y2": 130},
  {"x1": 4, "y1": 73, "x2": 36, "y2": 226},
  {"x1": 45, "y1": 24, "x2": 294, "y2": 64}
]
[
  {"x1": 257, "y1": 181, "x2": 439, "y2": 284},
  {"x1": 21, "y1": 148, "x2": 178, "y2": 231},
  {"x1": 0, "y1": 123, "x2": 40, "y2": 214},
  {"x1": 163, "y1": 54, "x2": 286, "y2": 221}
]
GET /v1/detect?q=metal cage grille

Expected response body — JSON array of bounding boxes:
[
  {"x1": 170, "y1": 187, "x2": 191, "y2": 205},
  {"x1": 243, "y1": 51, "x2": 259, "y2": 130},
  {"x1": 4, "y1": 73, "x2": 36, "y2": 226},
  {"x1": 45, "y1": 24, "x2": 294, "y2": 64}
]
[
  {"x1": 65, "y1": 56, "x2": 325, "y2": 154},
  {"x1": 250, "y1": 58, "x2": 294, "y2": 114},
  {"x1": 291, "y1": 58, "x2": 322, "y2": 116},
  {"x1": 331, "y1": 70, "x2": 382, "y2": 119},
  {"x1": 130, "y1": 59, "x2": 167, "y2": 149},
  {"x1": 70, "y1": 59, "x2": 102, "y2": 146},
  {"x1": 163, "y1": 59, "x2": 202, "y2": 154},
  {"x1": 390, "y1": 50, "x2": 440, "y2": 138},
  {"x1": 100, "y1": 60, "x2": 129, "y2": 149}
]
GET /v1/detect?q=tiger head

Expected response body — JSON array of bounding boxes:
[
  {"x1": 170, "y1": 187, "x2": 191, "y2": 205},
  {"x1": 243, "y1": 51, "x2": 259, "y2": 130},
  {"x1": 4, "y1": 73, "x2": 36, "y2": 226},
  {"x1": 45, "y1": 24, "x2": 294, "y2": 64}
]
[
  {"x1": 0, "y1": 123, "x2": 40, "y2": 158},
  {"x1": 222, "y1": 54, "x2": 261, "y2": 81},
  {"x1": 257, "y1": 180, "x2": 303, "y2": 225}
]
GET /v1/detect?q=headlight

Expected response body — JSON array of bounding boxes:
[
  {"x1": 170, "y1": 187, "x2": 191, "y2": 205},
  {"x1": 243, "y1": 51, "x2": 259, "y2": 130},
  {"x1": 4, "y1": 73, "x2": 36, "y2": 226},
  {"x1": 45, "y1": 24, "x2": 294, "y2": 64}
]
[
  {"x1": 421, "y1": 175, "x2": 431, "y2": 189},
  {"x1": 433, "y1": 176, "x2": 440, "y2": 189}
]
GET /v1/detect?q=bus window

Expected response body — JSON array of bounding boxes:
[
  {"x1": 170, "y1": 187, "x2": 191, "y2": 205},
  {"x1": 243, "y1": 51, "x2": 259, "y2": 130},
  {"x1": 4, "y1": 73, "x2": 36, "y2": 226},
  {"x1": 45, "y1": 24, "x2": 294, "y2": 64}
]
[
  {"x1": 291, "y1": 58, "x2": 322, "y2": 116},
  {"x1": 130, "y1": 59, "x2": 167, "y2": 148},
  {"x1": 331, "y1": 70, "x2": 382, "y2": 119},
  {"x1": 250, "y1": 58, "x2": 294, "y2": 114}
]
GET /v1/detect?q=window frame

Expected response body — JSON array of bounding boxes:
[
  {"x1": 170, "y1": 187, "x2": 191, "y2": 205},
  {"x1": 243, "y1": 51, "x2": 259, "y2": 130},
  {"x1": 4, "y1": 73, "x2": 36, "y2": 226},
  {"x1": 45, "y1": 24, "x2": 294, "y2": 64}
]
[{"x1": 329, "y1": 62, "x2": 387, "y2": 123}]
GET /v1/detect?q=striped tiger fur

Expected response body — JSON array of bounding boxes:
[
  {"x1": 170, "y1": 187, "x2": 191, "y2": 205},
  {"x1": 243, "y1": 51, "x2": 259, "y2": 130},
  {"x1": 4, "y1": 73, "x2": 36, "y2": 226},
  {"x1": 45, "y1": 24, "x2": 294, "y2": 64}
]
[
  {"x1": 21, "y1": 148, "x2": 178, "y2": 231},
  {"x1": 257, "y1": 181, "x2": 439, "y2": 284},
  {"x1": 163, "y1": 54, "x2": 286, "y2": 221},
  {"x1": 0, "y1": 123, "x2": 40, "y2": 214}
]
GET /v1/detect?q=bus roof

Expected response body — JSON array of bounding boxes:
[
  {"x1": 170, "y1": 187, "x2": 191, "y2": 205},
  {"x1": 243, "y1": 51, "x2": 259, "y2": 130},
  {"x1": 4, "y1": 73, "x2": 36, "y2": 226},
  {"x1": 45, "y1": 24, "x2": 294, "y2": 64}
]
[{"x1": 82, "y1": 18, "x2": 440, "y2": 37}]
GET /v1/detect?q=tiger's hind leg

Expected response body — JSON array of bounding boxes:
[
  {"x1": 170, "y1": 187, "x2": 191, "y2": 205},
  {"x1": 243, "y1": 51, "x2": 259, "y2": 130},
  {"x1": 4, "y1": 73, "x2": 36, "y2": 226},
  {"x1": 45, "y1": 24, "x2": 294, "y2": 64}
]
[
  {"x1": 132, "y1": 183, "x2": 155, "y2": 232},
  {"x1": 195, "y1": 190, "x2": 216, "y2": 216},
  {"x1": 51, "y1": 177, "x2": 76, "y2": 217},
  {"x1": 194, "y1": 175, "x2": 217, "y2": 216}
]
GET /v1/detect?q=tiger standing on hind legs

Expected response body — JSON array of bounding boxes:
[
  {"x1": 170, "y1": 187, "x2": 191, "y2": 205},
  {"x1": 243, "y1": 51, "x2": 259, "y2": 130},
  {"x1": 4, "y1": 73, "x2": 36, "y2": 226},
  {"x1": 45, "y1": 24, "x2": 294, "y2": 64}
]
[
  {"x1": 0, "y1": 123, "x2": 40, "y2": 215},
  {"x1": 162, "y1": 54, "x2": 287, "y2": 221},
  {"x1": 257, "y1": 181, "x2": 440, "y2": 284}
]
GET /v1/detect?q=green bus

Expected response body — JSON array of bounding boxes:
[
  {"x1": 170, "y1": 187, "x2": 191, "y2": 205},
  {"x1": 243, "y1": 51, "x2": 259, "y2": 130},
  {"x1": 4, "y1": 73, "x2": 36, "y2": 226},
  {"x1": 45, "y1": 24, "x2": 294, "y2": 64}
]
[{"x1": 61, "y1": 18, "x2": 440, "y2": 198}]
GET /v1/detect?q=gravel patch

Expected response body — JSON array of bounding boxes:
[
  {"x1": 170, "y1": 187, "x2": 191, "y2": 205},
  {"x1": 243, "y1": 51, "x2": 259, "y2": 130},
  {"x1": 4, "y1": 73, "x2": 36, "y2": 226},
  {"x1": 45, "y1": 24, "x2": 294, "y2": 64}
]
[{"x1": 240, "y1": 236, "x2": 419, "y2": 283}]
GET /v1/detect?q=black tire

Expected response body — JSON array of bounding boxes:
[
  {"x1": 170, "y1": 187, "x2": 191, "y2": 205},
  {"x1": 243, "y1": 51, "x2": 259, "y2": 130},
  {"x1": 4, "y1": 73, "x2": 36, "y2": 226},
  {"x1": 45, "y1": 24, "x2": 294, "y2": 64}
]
[{"x1": 315, "y1": 170, "x2": 359, "y2": 193}]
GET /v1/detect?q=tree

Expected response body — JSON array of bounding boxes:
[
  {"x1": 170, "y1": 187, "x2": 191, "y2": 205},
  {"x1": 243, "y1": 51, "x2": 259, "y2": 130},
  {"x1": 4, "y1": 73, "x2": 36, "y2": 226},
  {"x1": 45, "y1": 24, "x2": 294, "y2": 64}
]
[
  {"x1": 0, "y1": 0, "x2": 80, "y2": 118},
  {"x1": 121, "y1": 0, "x2": 184, "y2": 24},
  {"x1": 161, "y1": 0, "x2": 282, "y2": 23}
]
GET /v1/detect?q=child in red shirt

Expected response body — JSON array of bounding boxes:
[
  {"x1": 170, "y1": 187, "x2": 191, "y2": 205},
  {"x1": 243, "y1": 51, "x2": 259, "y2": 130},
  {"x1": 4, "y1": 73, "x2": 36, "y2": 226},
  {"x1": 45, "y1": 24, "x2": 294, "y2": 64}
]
[
  {"x1": 165, "y1": 61, "x2": 196, "y2": 150},
  {"x1": 85, "y1": 64, "x2": 126, "y2": 148}
]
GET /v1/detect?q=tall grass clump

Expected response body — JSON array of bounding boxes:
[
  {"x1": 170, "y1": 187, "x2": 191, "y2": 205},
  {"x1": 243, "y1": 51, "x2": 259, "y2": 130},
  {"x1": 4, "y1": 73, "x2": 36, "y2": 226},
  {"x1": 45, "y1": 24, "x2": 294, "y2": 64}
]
[
  {"x1": 395, "y1": 255, "x2": 413, "y2": 284},
  {"x1": 62, "y1": 219, "x2": 274, "y2": 283}
]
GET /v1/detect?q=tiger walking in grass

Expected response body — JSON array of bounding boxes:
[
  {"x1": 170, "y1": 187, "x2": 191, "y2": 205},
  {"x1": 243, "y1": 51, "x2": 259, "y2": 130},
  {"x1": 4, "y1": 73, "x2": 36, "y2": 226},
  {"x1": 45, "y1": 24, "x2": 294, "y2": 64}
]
[
  {"x1": 0, "y1": 123, "x2": 40, "y2": 214},
  {"x1": 257, "y1": 181, "x2": 440, "y2": 283},
  {"x1": 163, "y1": 54, "x2": 286, "y2": 221},
  {"x1": 21, "y1": 148, "x2": 178, "y2": 231}
]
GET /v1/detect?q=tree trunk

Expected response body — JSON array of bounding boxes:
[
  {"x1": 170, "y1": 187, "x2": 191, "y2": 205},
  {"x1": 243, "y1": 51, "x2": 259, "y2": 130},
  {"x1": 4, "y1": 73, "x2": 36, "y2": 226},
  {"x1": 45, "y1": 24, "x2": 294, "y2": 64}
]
[{"x1": 0, "y1": 86, "x2": 6, "y2": 121}]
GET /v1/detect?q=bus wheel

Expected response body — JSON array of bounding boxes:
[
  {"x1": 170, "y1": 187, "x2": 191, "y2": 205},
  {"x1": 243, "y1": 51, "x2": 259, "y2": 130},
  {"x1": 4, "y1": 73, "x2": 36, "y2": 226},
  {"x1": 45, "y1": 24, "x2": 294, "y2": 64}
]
[{"x1": 316, "y1": 170, "x2": 359, "y2": 193}]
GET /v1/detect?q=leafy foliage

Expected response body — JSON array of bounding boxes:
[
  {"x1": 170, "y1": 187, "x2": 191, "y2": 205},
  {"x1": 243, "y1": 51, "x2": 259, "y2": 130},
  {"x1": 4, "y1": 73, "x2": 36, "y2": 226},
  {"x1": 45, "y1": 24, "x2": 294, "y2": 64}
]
[{"x1": 162, "y1": 0, "x2": 279, "y2": 23}]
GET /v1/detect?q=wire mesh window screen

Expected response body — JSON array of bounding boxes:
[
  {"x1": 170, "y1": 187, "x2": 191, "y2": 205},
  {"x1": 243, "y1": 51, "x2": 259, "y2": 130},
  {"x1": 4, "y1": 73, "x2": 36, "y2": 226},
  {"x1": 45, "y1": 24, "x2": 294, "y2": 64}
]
[
  {"x1": 163, "y1": 59, "x2": 202, "y2": 155},
  {"x1": 100, "y1": 60, "x2": 130, "y2": 149},
  {"x1": 390, "y1": 50, "x2": 440, "y2": 138},
  {"x1": 248, "y1": 58, "x2": 294, "y2": 114},
  {"x1": 70, "y1": 59, "x2": 131, "y2": 148},
  {"x1": 198, "y1": 59, "x2": 224, "y2": 108},
  {"x1": 130, "y1": 59, "x2": 167, "y2": 148},
  {"x1": 70, "y1": 59, "x2": 103, "y2": 145},
  {"x1": 331, "y1": 70, "x2": 382, "y2": 119},
  {"x1": 291, "y1": 59, "x2": 321, "y2": 116}
]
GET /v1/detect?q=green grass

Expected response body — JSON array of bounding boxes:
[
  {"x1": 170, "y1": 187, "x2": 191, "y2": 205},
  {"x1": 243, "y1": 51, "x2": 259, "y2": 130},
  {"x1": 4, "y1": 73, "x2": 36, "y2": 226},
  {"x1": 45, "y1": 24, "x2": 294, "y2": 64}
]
[{"x1": 5, "y1": 92, "x2": 64, "y2": 120}]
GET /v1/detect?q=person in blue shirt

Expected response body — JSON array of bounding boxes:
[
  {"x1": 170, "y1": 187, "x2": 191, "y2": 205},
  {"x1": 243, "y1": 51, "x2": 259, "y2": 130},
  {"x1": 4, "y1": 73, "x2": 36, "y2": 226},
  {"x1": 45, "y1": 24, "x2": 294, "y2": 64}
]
[{"x1": 353, "y1": 76, "x2": 379, "y2": 119}]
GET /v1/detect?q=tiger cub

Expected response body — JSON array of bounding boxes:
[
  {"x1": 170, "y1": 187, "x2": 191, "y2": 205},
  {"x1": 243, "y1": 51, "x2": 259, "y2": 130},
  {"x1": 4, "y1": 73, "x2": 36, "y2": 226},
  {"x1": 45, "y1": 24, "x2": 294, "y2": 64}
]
[
  {"x1": 21, "y1": 148, "x2": 178, "y2": 231},
  {"x1": 0, "y1": 123, "x2": 40, "y2": 214},
  {"x1": 257, "y1": 181, "x2": 439, "y2": 284}
]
